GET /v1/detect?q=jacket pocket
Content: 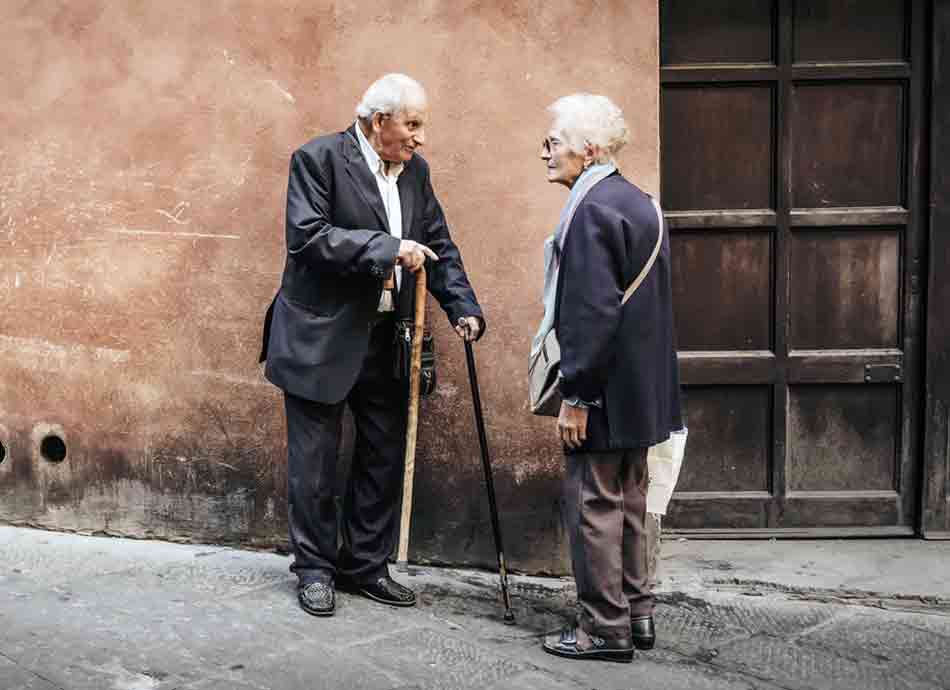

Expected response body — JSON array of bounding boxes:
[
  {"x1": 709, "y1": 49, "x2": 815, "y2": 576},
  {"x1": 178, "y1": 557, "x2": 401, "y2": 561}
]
[{"x1": 279, "y1": 291, "x2": 338, "y2": 317}]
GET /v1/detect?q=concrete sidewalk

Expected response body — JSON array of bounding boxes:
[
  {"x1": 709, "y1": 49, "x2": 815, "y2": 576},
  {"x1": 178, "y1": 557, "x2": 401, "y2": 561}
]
[
  {"x1": 1, "y1": 526, "x2": 949, "y2": 690},
  {"x1": 658, "y1": 537, "x2": 950, "y2": 606}
]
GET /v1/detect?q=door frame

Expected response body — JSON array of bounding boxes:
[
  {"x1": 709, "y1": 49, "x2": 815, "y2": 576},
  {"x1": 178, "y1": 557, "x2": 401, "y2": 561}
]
[{"x1": 921, "y1": 0, "x2": 950, "y2": 539}]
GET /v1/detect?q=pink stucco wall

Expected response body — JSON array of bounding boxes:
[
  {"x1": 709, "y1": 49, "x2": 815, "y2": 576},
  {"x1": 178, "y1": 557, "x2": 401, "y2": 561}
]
[{"x1": 0, "y1": 0, "x2": 658, "y2": 573}]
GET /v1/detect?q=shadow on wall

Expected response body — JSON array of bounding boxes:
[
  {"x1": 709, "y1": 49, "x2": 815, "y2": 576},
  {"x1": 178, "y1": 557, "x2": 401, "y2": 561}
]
[
  {"x1": 0, "y1": 398, "x2": 289, "y2": 547},
  {"x1": 0, "y1": 406, "x2": 573, "y2": 575}
]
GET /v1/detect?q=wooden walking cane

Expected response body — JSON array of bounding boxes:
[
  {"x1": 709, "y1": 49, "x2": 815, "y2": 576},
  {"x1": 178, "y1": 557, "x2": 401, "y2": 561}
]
[{"x1": 397, "y1": 265, "x2": 427, "y2": 569}]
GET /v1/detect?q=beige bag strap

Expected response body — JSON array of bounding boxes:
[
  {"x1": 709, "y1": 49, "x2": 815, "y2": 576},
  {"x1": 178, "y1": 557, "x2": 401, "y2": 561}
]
[{"x1": 622, "y1": 197, "x2": 664, "y2": 306}]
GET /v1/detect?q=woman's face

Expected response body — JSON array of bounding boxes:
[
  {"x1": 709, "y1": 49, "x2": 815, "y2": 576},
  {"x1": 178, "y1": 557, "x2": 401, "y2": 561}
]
[{"x1": 541, "y1": 130, "x2": 586, "y2": 188}]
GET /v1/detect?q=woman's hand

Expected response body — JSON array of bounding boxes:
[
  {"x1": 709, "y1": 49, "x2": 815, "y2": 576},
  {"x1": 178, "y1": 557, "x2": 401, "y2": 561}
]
[{"x1": 557, "y1": 401, "x2": 589, "y2": 450}]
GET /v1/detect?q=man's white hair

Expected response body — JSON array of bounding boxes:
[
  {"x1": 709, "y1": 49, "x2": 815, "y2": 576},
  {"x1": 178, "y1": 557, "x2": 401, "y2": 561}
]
[
  {"x1": 547, "y1": 93, "x2": 629, "y2": 163},
  {"x1": 355, "y1": 73, "x2": 428, "y2": 121}
]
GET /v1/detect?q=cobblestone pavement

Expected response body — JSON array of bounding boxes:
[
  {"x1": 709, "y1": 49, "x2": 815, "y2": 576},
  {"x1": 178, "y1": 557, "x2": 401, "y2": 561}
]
[{"x1": 1, "y1": 526, "x2": 948, "y2": 690}]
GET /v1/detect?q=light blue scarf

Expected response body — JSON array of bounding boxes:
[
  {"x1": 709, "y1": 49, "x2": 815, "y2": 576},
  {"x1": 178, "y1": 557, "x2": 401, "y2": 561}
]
[{"x1": 531, "y1": 163, "x2": 616, "y2": 357}]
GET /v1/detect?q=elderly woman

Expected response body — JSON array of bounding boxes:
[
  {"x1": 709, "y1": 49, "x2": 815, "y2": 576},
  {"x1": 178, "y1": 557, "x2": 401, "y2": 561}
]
[{"x1": 534, "y1": 94, "x2": 682, "y2": 662}]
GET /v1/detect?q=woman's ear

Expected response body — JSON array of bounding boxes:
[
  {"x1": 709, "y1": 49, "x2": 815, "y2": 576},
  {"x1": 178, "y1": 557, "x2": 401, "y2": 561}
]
[{"x1": 583, "y1": 142, "x2": 597, "y2": 168}]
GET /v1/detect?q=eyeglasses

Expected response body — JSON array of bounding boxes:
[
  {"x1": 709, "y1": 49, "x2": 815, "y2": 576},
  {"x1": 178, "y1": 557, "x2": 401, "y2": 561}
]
[{"x1": 540, "y1": 137, "x2": 564, "y2": 155}]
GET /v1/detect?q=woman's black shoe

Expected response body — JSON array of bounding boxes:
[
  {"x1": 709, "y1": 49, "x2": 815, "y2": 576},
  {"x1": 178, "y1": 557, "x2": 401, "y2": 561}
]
[
  {"x1": 543, "y1": 626, "x2": 634, "y2": 663},
  {"x1": 630, "y1": 615, "x2": 655, "y2": 650}
]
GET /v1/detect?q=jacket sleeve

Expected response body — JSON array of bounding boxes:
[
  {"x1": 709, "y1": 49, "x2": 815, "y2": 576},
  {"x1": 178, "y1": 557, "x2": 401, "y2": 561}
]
[
  {"x1": 557, "y1": 200, "x2": 627, "y2": 403},
  {"x1": 418, "y1": 162, "x2": 487, "y2": 338},
  {"x1": 285, "y1": 148, "x2": 400, "y2": 277}
]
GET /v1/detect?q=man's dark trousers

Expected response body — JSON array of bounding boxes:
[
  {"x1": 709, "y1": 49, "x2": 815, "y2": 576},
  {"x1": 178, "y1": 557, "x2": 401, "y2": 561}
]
[{"x1": 285, "y1": 314, "x2": 407, "y2": 586}]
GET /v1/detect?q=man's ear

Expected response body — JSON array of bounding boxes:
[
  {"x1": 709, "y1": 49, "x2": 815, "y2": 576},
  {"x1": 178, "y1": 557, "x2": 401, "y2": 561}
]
[{"x1": 372, "y1": 112, "x2": 387, "y2": 133}]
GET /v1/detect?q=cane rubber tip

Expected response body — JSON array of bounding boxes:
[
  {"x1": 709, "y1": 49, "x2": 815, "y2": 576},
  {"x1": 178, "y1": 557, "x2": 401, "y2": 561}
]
[{"x1": 503, "y1": 612, "x2": 516, "y2": 625}]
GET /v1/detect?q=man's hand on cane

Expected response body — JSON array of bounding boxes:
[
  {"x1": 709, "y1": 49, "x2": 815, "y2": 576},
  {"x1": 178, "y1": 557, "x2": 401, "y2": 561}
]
[
  {"x1": 455, "y1": 317, "x2": 481, "y2": 342},
  {"x1": 397, "y1": 239, "x2": 438, "y2": 272},
  {"x1": 396, "y1": 240, "x2": 478, "y2": 341}
]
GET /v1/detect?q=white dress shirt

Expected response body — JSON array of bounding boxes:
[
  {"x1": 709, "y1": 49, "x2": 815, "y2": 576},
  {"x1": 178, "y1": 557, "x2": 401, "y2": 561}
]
[{"x1": 354, "y1": 121, "x2": 403, "y2": 312}]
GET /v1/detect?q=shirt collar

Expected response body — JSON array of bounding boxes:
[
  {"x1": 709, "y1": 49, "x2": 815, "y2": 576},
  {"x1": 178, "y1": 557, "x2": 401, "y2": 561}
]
[{"x1": 354, "y1": 120, "x2": 403, "y2": 180}]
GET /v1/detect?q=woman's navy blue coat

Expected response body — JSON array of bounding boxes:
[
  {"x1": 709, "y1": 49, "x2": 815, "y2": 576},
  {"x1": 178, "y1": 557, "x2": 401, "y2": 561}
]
[{"x1": 554, "y1": 172, "x2": 683, "y2": 452}]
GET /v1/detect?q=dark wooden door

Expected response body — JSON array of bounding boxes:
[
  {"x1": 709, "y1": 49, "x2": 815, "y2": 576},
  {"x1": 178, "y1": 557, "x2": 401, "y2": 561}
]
[{"x1": 660, "y1": 1, "x2": 928, "y2": 534}]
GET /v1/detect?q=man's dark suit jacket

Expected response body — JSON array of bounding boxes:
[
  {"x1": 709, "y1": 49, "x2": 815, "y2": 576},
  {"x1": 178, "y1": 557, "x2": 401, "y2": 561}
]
[
  {"x1": 260, "y1": 125, "x2": 484, "y2": 404},
  {"x1": 554, "y1": 173, "x2": 682, "y2": 452}
]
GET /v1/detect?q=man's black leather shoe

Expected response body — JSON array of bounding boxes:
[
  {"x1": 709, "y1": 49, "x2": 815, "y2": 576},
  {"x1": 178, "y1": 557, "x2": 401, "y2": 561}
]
[
  {"x1": 543, "y1": 626, "x2": 634, "y2": 663},
  {"x1": 630, "y1": 615, "x2": 655, "y2": 650},
  {"x1": 298, "y1": 581, "x2": 335, "y2": 617},
  {"x1": 339, "y1": 575, "x2": 416, "y2": 607}
]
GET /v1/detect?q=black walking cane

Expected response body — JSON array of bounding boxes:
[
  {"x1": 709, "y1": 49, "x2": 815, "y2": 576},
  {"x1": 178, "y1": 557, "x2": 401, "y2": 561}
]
[{"x1": 463, "y1": 336, "x2": 516, "y2": 624}]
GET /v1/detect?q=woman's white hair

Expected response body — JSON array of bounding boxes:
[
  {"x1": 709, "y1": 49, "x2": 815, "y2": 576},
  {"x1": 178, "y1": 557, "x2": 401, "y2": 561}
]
[
  {"x1": 547, "y1": 93, "x2": 629, "y2": 163},
  {"x1": 355, "y1": 73, "x2": 428, "y2": 121}
]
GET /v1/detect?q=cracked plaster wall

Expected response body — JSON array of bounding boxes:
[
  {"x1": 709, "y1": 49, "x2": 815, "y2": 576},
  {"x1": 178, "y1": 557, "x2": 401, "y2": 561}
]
[{"x1": 0, "y1": 0, "x2": 658, "y2": 574}]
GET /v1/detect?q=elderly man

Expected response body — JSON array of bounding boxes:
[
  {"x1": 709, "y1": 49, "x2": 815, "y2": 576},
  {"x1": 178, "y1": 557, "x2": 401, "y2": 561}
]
[{"x1": 260, "y1": 73, "x2": 485, "y2": 617}]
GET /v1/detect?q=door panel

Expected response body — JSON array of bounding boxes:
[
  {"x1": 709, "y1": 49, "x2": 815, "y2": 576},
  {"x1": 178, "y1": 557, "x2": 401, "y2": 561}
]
[
  {"x1": 661, "y1": 86, "x2": 775, "y2": 211},
  {"x1": 790, "y1": 82, "x2": 905, "y2": 208},
  {"x1": 671, "y1": 231, "x2": 773, "y2": 351},
  {"x1": 661, "y1": 1, "x2": 775, "y2": 65},
  {"x1": 787, "y1": 384, "x2": 900, "y2": 492},
  {"x1": 788, "y1": 230, "x2": 901, "y2": 349},
  {"x1": 677, "y1": 386, "x2": 773, "y2": 493},
  {"x1": 793, "y1": 0, "x2": 907, "y2": 62},
  {"x1": 661, "y1": 0, "x2": 925, "y2": 534}
]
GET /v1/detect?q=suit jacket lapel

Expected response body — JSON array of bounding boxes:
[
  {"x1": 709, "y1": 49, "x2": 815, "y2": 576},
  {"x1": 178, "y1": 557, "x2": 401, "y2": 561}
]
[
  {"x1": 342, "y1": 125, "x2": 390, "y2": 233},
  {"x1": 397, "y1": 171, "x2": 415, "y2": 240},
  {"x1": 394, "y1": 164, "x2": 419, "y2": 313}
]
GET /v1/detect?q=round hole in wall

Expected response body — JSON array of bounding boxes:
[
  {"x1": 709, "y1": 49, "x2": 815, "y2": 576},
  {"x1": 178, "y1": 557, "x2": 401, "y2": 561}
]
[{"x1": 40, "y1": 435, "x2": 67, "y2": 463}]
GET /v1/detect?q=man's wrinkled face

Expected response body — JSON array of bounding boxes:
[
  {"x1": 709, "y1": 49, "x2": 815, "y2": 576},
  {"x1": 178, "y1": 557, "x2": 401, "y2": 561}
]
[
  {"x1": 374, "y1": 108, "x2": 427, "y2": 163},
  {"x1": 540, "y1": 129, "x2": 586, "y2": 188}
]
